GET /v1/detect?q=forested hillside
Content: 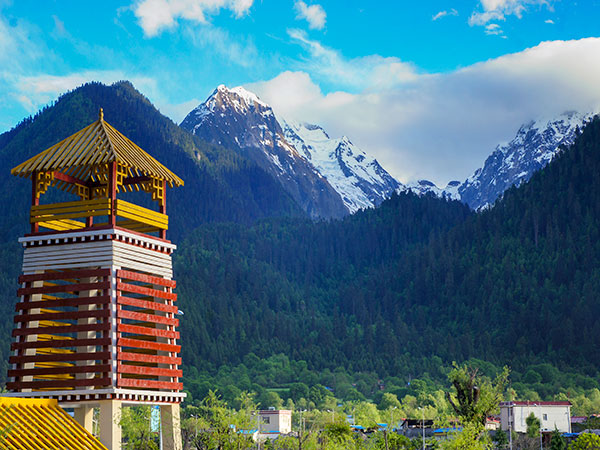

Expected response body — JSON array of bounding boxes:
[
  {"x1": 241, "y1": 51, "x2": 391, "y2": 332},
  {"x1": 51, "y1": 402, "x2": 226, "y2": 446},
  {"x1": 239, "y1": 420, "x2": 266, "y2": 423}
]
[
  {"x1": 0, "y1": 81, "x2": 305, "y2": 382},
  {"x1": 175, "y1": 117, "x2": 600, "y2": 401},
  {"x1": 1, "y1": 81, "x2": 599, "y2": 408}
]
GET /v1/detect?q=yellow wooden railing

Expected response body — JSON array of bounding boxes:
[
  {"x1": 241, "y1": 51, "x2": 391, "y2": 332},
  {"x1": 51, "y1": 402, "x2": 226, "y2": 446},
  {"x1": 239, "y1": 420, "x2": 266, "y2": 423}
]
[{"x1": 30, "y1": 198, "x2": 168, "y2": 233}]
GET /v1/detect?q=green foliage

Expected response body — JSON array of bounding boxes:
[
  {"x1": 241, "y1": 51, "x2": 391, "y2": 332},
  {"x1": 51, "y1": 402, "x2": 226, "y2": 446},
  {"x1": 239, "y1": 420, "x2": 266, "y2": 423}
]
[
  {"x1": 526, "y1": 413, "x2": 540, "y2": 439},
  {"x1": 493, "y1": 429, "x2": 509, "y2": 449},
  {"x1": 568, "y1": 433, "x2": 600, "y2": 450},
  {"x1": 446, "y1": 364, "x2": 509, "y2": 425},
  {"x1": 550, "y1": 428, "x2": 567, "y2": 450},
  {"x1": 120, "y1": 406, "x2": 159, "y2": 450},
  {"x1": 438, "y1": 423, "x2": 492, "y2": 450}
]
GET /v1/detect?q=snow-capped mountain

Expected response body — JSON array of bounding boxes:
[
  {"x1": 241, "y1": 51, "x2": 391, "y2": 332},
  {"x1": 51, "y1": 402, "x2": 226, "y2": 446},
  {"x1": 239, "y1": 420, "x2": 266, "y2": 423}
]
[
  {"x1": 407, "y1": 111, "x2": 596, "y2": 210},
  {"x1": 405, "y1": 180, "x2": 461, "y2": 201},
  {"x1": 280, "y1": 120, "x2": 401, "y2": 213},
  {"x1": 181, "y1": 85, "x2": 401, "y2": 217},
  {"x1": 180, "y1": 85, "x2": 348, "y2": 219},
  {"x1": 458, "y1": 111, "x2": 596, "y2": 210}
]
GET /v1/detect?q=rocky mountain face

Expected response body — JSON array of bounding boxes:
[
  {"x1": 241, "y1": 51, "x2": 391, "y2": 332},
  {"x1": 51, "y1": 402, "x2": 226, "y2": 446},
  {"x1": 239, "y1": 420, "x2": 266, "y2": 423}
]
[
  {"x1": 280, "y1": 119, "x2": 401, "y2": 213},
  {"x1": 181, "y1": 86, "x2": 401, "y2": 217},
  {"x1": 409, "y1": 111, "x2": 596, "y2": 210}
]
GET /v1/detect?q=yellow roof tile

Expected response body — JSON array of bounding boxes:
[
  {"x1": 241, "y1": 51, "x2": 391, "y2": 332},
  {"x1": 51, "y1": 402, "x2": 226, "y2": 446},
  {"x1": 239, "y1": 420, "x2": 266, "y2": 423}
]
[
  {"x1": 11, "y1": 109, "x2": 183, "y2": 188},
  {"x1": 0, "y1": 397, "x2": 107, "y2": 450}
]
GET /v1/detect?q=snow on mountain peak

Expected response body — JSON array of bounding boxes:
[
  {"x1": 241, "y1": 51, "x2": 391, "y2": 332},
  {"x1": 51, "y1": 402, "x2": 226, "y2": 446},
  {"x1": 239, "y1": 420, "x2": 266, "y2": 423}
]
[
  {"x1": 458, "y1": 109, "x2": 597, "y2": 210},
  {"x1": 280, "y1": 118, "x2": 401, "y2": 213}
]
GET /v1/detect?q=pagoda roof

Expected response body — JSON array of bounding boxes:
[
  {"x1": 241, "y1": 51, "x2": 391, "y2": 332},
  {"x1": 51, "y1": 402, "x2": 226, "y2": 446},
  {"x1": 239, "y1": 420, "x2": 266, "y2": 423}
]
[
  {"x1": 11, "y1": 109, "x2": 183, "y2": 188},
  {"x1": 0, "y1": 397, "x2": 107, "y2": 449}
]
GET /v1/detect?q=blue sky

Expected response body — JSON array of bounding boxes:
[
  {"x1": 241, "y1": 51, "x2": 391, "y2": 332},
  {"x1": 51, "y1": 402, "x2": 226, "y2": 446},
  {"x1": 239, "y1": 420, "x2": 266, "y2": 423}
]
[{"x1": 1, "y1": 0, "x2": 600, "y2": 184}]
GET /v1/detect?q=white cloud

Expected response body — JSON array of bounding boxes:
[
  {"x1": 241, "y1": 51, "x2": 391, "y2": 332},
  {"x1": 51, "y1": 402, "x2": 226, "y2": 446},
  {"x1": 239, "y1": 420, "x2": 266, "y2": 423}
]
[
  {"x1": 287, "y1": 29, "x2": 417, "y2": 90},
  {"x1": 469, "y1": 0, "x2": 549, "y2": 26},
  {"x1": 485, "y1": 23, "x2": 504, "y2": 35},
  {"x1": 432, "y1": 8, "x2": 458, "y2": 21},
  {"x1": 294, "y1": 1, "x2": 326, "y2": 30},
  {"x1": 11, "y1": 71, "x2": 158, "y2": 113},
  {"x1": 132, "y1": 0, "x2": 253, "y2": 37},
  {"x1": 249, "y1": 38, "x2": 600, "y2": 186},
  {"x1": 545, "y1": 19, "x2": 554, "y2": 24},
  {"x1": 183, "y1": 24, "x2": 259, "y2": 68}
]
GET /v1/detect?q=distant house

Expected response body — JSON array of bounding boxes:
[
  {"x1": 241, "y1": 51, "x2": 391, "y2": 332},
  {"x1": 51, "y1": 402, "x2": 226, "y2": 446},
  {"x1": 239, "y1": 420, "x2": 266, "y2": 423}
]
[
  {"x1": 485, "y1": 416, "x2": 500, "y2": 430},
  {"x1": 400, "y1": 418, "x2": 435, "y2": 429},
  {"x1": 499, "y1": 401, "x2": 572, "y2": 434},
  {"x1": 258, "y1": 409, "x2": 292, "y2": 439}
]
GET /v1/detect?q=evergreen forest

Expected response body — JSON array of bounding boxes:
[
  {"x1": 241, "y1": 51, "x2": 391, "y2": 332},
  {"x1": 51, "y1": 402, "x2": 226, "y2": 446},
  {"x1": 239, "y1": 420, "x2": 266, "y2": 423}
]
[{"x1": 0, "y1": 82, "x2": 599, "y2": 414}]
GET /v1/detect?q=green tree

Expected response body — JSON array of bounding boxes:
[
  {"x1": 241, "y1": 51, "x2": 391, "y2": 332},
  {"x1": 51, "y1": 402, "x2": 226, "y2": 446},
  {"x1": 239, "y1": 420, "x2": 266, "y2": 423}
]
[
  {"x1": 568, "y1": 433, "x2": 600, "y2": 449},
  {"x1": 120, "y1": 406, "x2": 159, "y2": 450},
  {"x1": 493, "y1": 429, "x2": 509, "y2": 449},
  {"x1": 446, "y1": 364, "x2": 509, "y2": 426},
  {"x1": 550, "y1": 428, "x2": 566, "y2": 450},
  {"x1": 526, "y1": 413, "x2": 540, "y2": 439},
  {"x1": 438, "y1": 423, "x2": 492, "y2": 450}
]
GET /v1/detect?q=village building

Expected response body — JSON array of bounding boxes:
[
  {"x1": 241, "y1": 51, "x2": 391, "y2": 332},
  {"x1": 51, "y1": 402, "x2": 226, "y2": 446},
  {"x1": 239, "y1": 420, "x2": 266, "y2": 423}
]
[
  {"x1": 258, "y1": 409, "x2": 292, "y2": 439},
  {"x1": 499, "y1": 401, "x2": 572, "y2": 434}
]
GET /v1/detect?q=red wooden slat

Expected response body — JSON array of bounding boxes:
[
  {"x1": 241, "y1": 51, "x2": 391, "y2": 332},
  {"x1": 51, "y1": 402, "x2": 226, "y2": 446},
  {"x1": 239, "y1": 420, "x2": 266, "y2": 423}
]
[
  {"x1": 14, "y1": 309, "x2": 110, "y2": 323},
  {"x1": 117, "y1": 295, "x2": 178, "y2": 314},
  {"x1": 18, "y1": 281, "x2": 111, "y2": 297},
  {"x1": 117, "y1": 364, "x2": 182, "y2": 378},
  {"x1": 7, "y1": 377, "x2": 111, "y2": 390},
  {"x1": 19, "y1": 269, "x2": 110, "y2": 284},
  {"x1": 117, "y1": 377, "x2": 182, "y2": 390},
  {"x1": 117, "y1": 352, "x2": 181, "y2": 365},
  {"x1": 13, "y1": 322, "x2": 110, "y2": 337},
  {"x1": 10, "y1": 351, "x2": 110, "y2": 364},
  {"x1": 118, "y1": 310, "x2": 178, "y2": 326},
  {"x1": 8, "y1": 364, "x2": 111, "y2": 377},
  {"x1": 117, "y1": 324, "x2": 179, "y2": 339},
  {"x1": 116, "y1": 281, "x2": 176, "y2": 301},
  {"x1": 117, "y1": 269, "x2": 176, "y2": 288},
  {"x1": 15, "y1": 295, "x2": 110, "y2": 311},
  {"x1": 11, "y1": 338, "x2": 111, "y2": 350},
  {"x1": 118, "y1": 338, "x2": 180, "y2": 353}
]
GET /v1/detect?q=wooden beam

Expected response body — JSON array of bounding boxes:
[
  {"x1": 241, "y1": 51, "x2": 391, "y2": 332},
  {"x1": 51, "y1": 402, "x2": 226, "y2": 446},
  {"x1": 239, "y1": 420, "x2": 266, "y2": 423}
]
[
  {"x1": 117, "y1": 352, "x2": 181, "y2": 365},
  {"x1": 13, "y1": 322, "x2": 111, "y2": 337},
  {"x1": 118, "y1": 310, "x2": 178, "y2": 327},
  {"x1": 11, "y1": 337, "x2": 112, "y2": 350},
  {"x1": 9, "y1": 351, "x2": 111, "y2": 364},
  {"x1": 116, "y1": 281, "x2": 176, "y2": 301},
  {"x1": 123, "y1": 175, "x2": 151, "y2": 186},
  {"x1": 118, "y1": 338, "x2": 180, "y2": 353},
  {"x1": 9, "y1": 364, "x2": 111, "y2": 378},
  {"x1": 18, "y1": 281, "x2": 111, "y2": 297},
  {"x1": 117, "y1": 364, "x2": 182, "y2": 378},
  {"x1": 31, "y1": 170, "x2": 39, "y2": 233},
  {"x1": 7, "y1": 377, "x2": 111, "y2": 390},
  {"x1": 116, "y1": 296, "x2": 178, "y2": 314},
  {"x1": 117, "y1": 324, "x2": 179, "y2": 339},
  {"x1": 117, "y1": 378, "x2": 182, "y2": 390},
  {"x1": 15, "y1": 295, "x2": 110, "y2": 312},
  {"x1": 14, "y1": 309, "x2": 110, "y2": 323},
  {"x1": 109, "y1": 161, "x2": 117, "y2": 226},
  {"x1": 19, "y1": 268, "x2": 110, "y2": 284},
  {"x1": 53, "y1": 171, "x2": 87, "y2": 187},
  {"x1": 116, "y1": 269, "x2": 176, "y2": 288}
]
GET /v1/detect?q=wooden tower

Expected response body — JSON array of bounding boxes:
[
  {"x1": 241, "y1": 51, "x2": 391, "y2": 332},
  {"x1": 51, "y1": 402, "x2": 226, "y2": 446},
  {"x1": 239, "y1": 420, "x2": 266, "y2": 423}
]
[{"x1": 7, "y1": 109, "x2": 186, "y2": 449}]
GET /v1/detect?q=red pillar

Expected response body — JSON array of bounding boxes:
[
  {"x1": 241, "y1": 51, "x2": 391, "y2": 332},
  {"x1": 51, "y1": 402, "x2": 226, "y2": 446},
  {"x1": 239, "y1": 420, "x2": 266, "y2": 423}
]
[
  {"x1": 31, "y1": 171, "x2": 39, "y2": 234},
  {"x1": 108, "y1": 162, "x2": 117, "y2": 227},
  {"x1": 160, "y1": 180, "x2": 166, "y2": 240}
]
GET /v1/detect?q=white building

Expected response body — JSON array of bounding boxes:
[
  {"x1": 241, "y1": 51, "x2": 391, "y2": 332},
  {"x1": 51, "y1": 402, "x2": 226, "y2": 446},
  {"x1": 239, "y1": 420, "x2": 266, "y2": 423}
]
[
  {"x1": 258, "y1": 410, "x2": 292, "y2": 439},
  {"x1": 499, "y1": 401, "x2": 572, "y2": 434}
]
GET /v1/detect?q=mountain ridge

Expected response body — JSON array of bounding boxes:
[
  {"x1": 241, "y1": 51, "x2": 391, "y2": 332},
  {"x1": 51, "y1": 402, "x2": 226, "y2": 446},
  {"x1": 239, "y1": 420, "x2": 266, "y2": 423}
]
[{"x1": 181, "y1": 85, "x2": 401, "y2": 217}]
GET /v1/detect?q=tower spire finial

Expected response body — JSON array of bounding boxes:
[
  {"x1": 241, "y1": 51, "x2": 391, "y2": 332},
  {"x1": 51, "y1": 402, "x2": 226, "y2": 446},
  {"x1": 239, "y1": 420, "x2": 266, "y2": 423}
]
[{"x1": 99, "y1": 108, "x2": 104, "y2": 121}]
